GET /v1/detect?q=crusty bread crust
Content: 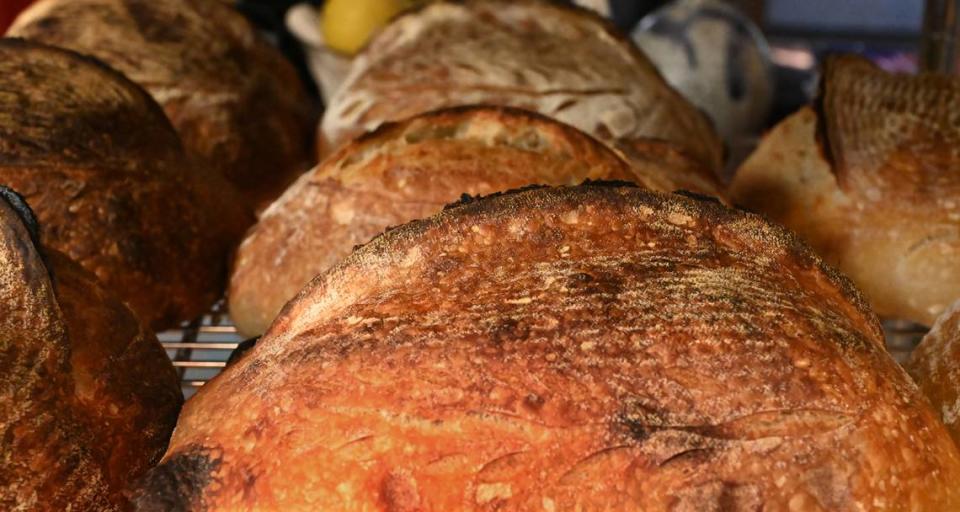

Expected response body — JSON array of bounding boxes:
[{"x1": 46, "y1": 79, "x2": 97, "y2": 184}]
[
  {"x1": 0, "y1": 39, "x2": 251, "y2": 329},
  {"x1": 909, "y1": 299, "x2": 960, "y2": 446},
  {"x1": 230, "y1": 106, "x2": 638, "y2": 336},
  {"x1": 320, "y1": 0, "x2": 722, "y2": 172},
  {"x1": 144, "y1": 184, "x2": 960, "y2": 510},
  {"x1": 730, "y1": 55, "x2": 960, "y2": 326},
  {"x1": 9, "y1": 0, "x2": 315, "y2": 206},
  {"x1": 0, "y1": 192, "x2": 182, "y2": 510}
]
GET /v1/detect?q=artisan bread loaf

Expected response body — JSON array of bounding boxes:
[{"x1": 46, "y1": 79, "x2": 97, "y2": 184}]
[
  {"x1": 0, "y1": 188, "x2": 182, "y2": 510},
  {"x1": 0, "y1": 39, "x2": 250, "y2": 329},
  {"x1": 139, "y1": 184, "x2": 960, "y2": 510},
  {"x1": 909, "y1": 300, "x2": 960, "y2": 446},
  {"x1": 729, "y1": 55, "x2": 960, "y2": 326},
  {"x1": 229, "y1": 106, "x2": 686, "y2": 336},
  {"x1": 9, "y1": 0, "x2": 314, "y2": 206},
  {"x1": 320, "y1": 0, "x2": 722, "y2": 172}
]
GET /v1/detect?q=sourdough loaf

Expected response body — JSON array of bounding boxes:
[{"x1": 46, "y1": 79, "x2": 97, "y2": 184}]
[
  {"x1": 729, "y1": 55, "x2": 960, "y2": 326},
  {"x1": 0, "y1": 39, "x2": 250, "y2": 329},
  {"x1": 0, "y1": 188, "x2": 182, "y2": 511},
  {"x1": 229, "y1": 106, "x2": 676, "y2": 336},
  {"x1": 139, "y1": 184, "x2": 960, "y2": 510},
  {"x1": 909, "y1": 299, "x2": 960, "y2": 447},
  {"x1": 9, "y1": 0, "x2": 315, "y2": 206},
  {"x1": 320, "y1": 0, "x2": 722, "y2": 172}
]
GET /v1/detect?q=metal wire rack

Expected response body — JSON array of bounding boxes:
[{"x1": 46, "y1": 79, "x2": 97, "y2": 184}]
[
  {"x1": 159, "y1": 300, "x2": 930, "y2": 399},
  {"x1": 158, "y1": 300, "x2": 244, "y2": 399}
]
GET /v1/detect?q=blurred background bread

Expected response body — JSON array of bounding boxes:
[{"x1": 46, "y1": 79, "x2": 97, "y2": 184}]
[
  {"x1": 8, "y1": 0, "x2": 316, "y2": 207},
  {"x1": 229, "y1": 106, "x2": 642, "y2": 335},
  {"x1": 320, "y1": 0, "x2": 723, "y2": 173},
  {"x1": 0, "y1": 39, "x2": 250, "y2": 329},
  {"x1": 729, "y1": 55, "x2": 960, "y2": 327},
  {"x1": 139, "y1": 184, "x2": 960, "y2": 510},
  {"x1": 0, "y1": 187, "x2": 182, "y2": 510},
  {"x1": 909, "y1": 299, "x2": 960, "y2": 446}
]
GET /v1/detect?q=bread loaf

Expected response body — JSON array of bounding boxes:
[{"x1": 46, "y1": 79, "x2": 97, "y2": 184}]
[
  {"x1": 320, "y1": 0, "x2": 722, "y2": 172},
  {"x1": 0, "y1": 39, "x2": 250, "y2": 329},
  {"x1": 729, "y1": 55, "x2": 960, "y2": 326},
  {"x1": 9, "y1": 0, "x2": 315, "y2": 206},
  {"x1": 230, "y1": 106, "x2": 715, "y2": 336},
  {"x1": 909, "y1": 300, "x2": 960, "y2": 446},
  {"x1": 139, "y1": 184, "x2": 960, "y2": 510},
  {"x1": 0, "y1": 187, "x2": 182, "y2": 510}
]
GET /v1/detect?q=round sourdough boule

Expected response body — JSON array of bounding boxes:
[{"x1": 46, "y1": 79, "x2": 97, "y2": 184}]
[
  {"x1": 729, "y1": 55, "x2": 960, "y2": 327},
  {"x1": 9, "y1": 0, "x2": 315, "y2": 206},
  {"x1": 320, "y1": 0, "x2": 723, "y2": 172},
  {"x1": 908, "y1": 300, "x2": 960, "y2": 446},
  {"x1": 0, "y1": 188, "x2": 182, "y2": 510},
  {"x1": 229, "y1": 106, "x2": 645, "y2": 336},
  {"x1": 139, "y1": 183, "x2": 960, "y2": 510},
  {"x1": 0, "y1": 39, "x2": 251, "y2": 329}
]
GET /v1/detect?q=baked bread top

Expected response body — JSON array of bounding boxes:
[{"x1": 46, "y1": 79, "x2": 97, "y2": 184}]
[
  {"x1": 141, "y1": 184, "x2": 960, "y2": 510},
  {"x1": 9, "y1": 0, "x2": 315, "y2": 205},
  {"x1": 909, "y1": 299, "x2": 960, "y2": 446},
  {"x1": 729, "y1": 55, "x2": 960, "y2": 326},
  {"x1": 0, "y1": 188, "x2": 181, "y2": 510},
  {"x1": 230, "y1": 106, "x2": 640, "y2": 336},
  {"x1": 320, "y1": 0, "x2": 722, "y2": 171},
  {"x1": 0, "y1": 39, "x2": 250, "y2": 329}
]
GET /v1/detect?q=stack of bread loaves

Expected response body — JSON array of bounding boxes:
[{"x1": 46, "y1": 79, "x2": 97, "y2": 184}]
[
  {"x1": 230, "y1": 0, "x2": 727, "y2": 336},
  {"x1": 4, "y1": 0, "x2": 960, "y2": 509},
  {"x1": 138, "y1": 184, "x2": 960, "y2": 510}
]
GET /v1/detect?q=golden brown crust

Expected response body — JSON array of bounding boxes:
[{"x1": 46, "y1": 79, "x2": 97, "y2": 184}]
[
  {"x1": 145, "y1": 184, "x2": 960, "y2": 510},
  {"x1": 9, "y1": 0, "x2": 315, "y2": 206},
  {"x1": 321, "y1": 0, "x2": 722, "y2": 172},
  {"x1": 0, "y1": 191, "x2": 182, "y2": 511},
  {"x1": 908, "y1": 300, "x2": 960, "y2": 446},
  {"x1": 229, "y1": 106, "x2": 637, "y2": 336},
  {"x1": 729, "y1": 55, "x2": 960, "y2": 326},
  {"x1": 0, "y1": 39, "x2": 251, "y2": 329}
]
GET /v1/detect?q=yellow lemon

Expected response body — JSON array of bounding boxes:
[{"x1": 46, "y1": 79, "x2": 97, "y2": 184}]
[{"x1": 322, "y1": 0, "x2": 416, "y2": 56}]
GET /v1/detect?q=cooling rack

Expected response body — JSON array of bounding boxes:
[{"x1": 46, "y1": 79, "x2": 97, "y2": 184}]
[
  {"x1": 158, "y1": 300, "x2": 244, "y2": 399},
  {"x1": 160, "y1": 299, "x2": 929, "y2": 399}
]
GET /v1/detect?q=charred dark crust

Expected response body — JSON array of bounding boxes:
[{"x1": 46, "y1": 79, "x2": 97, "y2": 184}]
[
  {"x1": 227, "y1": 336, "x2": 261, "y2": 367},
  {"x1": 0, "y1": 185, "x2": 42, "y2": 251},
  {"x1": 129, "y1": 445, "x2": 222, "y2": 512}
]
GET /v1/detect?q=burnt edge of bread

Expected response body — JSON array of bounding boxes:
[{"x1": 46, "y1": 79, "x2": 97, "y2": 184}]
[
  {"x1": 0, "y1": 185, "x2": 42, "y2": 250},
  {"x1": 0, "y1": 38, "x2": 183, "y2": 146},
  {"x1": 277, "y1": 182, "x2": 880, "y2": 340},
  {"x1": 226, "y1": 337, "x2": 261, "y2": 367},
  {"x1": 129, "y1": 444, "x2": 223, "y2": 512}
]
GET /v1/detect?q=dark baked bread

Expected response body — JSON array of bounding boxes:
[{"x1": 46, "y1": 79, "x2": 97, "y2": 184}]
[
  {"x1": 0, "y1": 188, "x2": 182, "y2": 510},
  {"x1": 140, "y1": 184, "x2": 960, "y2": 510},
  {"x1": 908, "y1": 300, "x2": 960, "y2": 446},
  {"x1": 0, "y1": 39, "x2": 250, "y2": 329},
  {"x1": 231, "y1": 106, "x2": 648, "y2": 336},
  {"x1": 320, "y1": 0, "x2": 722, "y2": 172},
  {"x1": 729, "y1": 55, "x2": 960, "y2": 326},
  {"x1": 9, "y1": 0, "x2": 315, "y2": 206}
]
